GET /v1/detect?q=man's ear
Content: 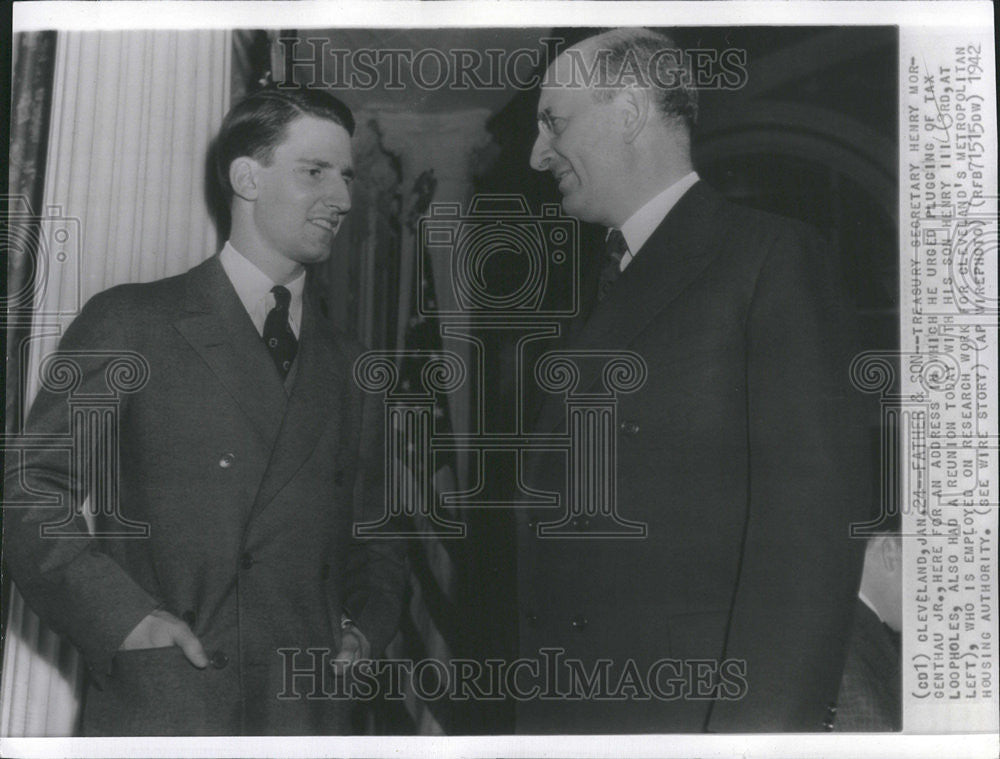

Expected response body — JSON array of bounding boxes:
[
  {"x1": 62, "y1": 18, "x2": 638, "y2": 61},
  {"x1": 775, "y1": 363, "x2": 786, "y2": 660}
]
[
  {"x1": 620, "y1": 86, "x2": 650, "y2": 144},
  {"x1": 229, "y1": 157, "x2": 260, "y2": 202}
]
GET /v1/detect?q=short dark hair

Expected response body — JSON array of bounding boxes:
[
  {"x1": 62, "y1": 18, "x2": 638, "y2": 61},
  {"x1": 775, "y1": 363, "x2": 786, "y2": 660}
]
[
  {"x1": 214, "y1": 84, "x2": 355, "y2": 205},
  {"x1": 587, "y1": 28, "x2": 698, "y2": 130}
]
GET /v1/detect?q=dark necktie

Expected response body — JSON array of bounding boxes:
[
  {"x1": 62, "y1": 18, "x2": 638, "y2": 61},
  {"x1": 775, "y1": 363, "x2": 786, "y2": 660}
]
[
  {"x1": 597, "y1": 229, "x2": 629, "y2": 302},
  {"x1": 263, "y1": 285, "x2": 297, "y2": 378}
]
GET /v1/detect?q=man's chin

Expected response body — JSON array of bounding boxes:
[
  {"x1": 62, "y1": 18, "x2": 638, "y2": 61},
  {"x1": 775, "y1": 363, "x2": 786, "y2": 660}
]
[
  {"x1": 559, "y1": 193, "x2": 594, "y2": 224},
  {"x1": 306, "y1": 250, "x2": 334, "y2": 265},
  {"x1": 288, "y1": 247, "x2": 334, "y2": 268},
  {"x1": 559, "y1": 191, "x2": 578, "y2": 215}
]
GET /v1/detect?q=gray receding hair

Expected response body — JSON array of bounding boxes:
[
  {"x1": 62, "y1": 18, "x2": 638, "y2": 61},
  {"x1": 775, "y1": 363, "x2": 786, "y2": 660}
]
[{"x1": 579, "y1": 28, "x2": 699, "y2": 130}]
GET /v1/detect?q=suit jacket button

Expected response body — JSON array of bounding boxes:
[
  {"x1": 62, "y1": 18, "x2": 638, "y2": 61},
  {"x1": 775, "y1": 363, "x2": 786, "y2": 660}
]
[
  {"x1": 822, "y1": 719, "x2": 834, "y2": 731},
  {"x1": 210, "y1": 651, "x2": 229, "y2": 669},
  {"x1": 571, "y1": 615, "x2": 588, "y2": 631},
  {"x1": 619, "y1": 420, "x2": 639, "y2": 435},
  {"x1": 525, "y1": 611, "x2": 538, "y2": 625},
  {"x1": 240, "y1": 552, "x2": 254, "y2": 569},
  {"x1": 219, "y1": 452, "x2": 236, "y2": 468},
  {"x1": 181, "y1": 609, "x2": 197, "y2": 627}
]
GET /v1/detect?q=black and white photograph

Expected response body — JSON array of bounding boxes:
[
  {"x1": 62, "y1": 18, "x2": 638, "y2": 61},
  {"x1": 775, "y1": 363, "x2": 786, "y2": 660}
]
[{"x1": 1, "y1": 2, "x2": 996, "y2": 757}]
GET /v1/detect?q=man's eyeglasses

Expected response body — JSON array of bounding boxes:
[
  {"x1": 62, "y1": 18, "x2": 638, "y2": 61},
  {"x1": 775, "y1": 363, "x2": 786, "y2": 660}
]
[{"x1": 537, "y1": 110, "x2": 569, "y2": 138}]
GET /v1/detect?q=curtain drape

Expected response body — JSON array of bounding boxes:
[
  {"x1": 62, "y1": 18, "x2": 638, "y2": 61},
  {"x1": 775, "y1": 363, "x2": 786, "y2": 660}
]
[
  {"x1": 3, "y1": 36, "x2": 59, "y2": 737},
  {"x1": 1, "y1": 28, "x2": 232, "y2": 737},
  {"x1": 6, "y1": 31, "x2": 57, "y2": 314}
]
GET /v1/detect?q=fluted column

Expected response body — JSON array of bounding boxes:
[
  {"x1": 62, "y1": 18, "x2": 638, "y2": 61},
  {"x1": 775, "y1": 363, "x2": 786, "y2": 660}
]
[{"x1": 2, "y1": 29, "x2": 231, "y2": 737}]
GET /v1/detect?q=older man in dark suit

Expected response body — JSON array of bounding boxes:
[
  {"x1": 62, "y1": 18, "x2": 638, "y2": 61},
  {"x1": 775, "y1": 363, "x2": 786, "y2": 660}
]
[
  {"x1": 518, "y1": 28, "x2": 870, "y2": 732},
  {"x1": 4, "y1": 86, "x2": 406, "y2": 735},
  {"x1": 835, "y1": 525, "x2": 902, "y2": 731}
]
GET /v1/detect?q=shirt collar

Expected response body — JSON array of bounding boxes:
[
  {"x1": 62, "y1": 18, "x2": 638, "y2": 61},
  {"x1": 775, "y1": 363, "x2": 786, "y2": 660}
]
[
  {"x1": 858, "y1": 590, "x2": 885, "y2": 624},
  {"x1": 218, "y1": 241, "x2": 306, "y2": 330},
  {"x1": 618, "y1": 171, "x2": 700, "y2": 260}
]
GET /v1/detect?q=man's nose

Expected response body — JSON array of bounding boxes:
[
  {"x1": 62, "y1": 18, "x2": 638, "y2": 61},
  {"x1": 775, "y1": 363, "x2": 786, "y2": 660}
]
[
  {"x1": 529, "y1": 133, "x2": 552, "y2": 172},
  {"x1": 324, "y1": 180, "x2": 351, "y2": 214}
]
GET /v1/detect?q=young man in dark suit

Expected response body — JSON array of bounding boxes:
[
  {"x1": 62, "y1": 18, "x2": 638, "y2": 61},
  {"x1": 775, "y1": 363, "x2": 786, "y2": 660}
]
[
  {"x1": 5, "y1": 86, "x2": 406, "y2": 735},
  {"x1": 518, "y1": 28, "x2": 870, "y2": 732}
]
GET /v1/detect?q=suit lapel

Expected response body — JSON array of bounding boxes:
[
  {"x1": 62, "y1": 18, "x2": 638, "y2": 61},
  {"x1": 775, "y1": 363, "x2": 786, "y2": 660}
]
[
  {"x1": 535, "y1": 182, "x2": 725, "y2": 434},
  {"x1": 173, "y1": 256, "x2": 287, "y2": 446},
  {"x1": 249, "y1": 290, "x2": 344, "y2": 519}
]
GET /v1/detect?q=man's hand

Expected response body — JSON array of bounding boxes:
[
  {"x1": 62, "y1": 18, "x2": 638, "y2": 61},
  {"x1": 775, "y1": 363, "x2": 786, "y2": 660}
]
[
  {"x1": 332, "y1": 624, "x2": 370, "y2": 675},
  {"x1": 119, "y1": 609, "x2": 209, "y2": 668}
]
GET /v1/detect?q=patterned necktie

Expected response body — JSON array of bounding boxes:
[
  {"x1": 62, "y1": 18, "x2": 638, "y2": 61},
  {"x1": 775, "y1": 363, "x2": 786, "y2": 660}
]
[
  {"x1": 262, "y1": 285, "x2": 297, "y2": 378},
  {"x1": 597, "y1": 229, "x2": 629, "y2": 302}
]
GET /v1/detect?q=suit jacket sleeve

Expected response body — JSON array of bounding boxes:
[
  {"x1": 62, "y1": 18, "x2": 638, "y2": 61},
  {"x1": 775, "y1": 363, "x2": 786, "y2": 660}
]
[
  {"x1": 707, "y1": 225, "x2": 869, "y2": 731},
  {"x1": 834, "y1": 600, "x2": 902, "y2": 731},
  {"x1": 3, "y1": 290, "x2": 162, "y2": 677},
  {"x1": 343, "y1": 371, "x2": 407, "y2": 656}
]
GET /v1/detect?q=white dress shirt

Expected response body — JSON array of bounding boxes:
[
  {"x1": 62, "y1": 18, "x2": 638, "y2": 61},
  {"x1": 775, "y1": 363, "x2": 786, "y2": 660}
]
[
  {"x1": 614, "y1": 171, "x2": 700, "y2": 272},
  {"x1": 857, "y1": 590, "x2": 885, "y2": 624},
  {"x1": 219, "y1": 242, "x2": 305, "y2": 338}
]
